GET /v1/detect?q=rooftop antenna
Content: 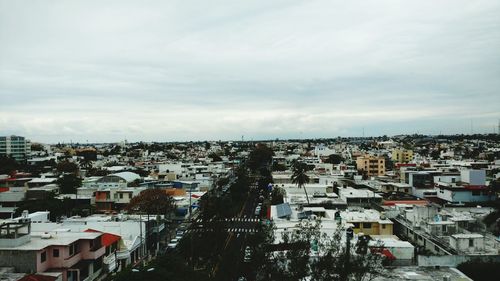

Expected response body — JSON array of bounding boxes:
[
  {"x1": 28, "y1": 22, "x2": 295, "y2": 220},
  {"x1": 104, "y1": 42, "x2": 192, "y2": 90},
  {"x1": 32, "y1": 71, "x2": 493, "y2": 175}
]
[
  {"x1": 362, "y1": 127, "x2": 365, "y2": 138},
  {"x1": 470, "y1": 119, "x2": 473, "y2": 134}
]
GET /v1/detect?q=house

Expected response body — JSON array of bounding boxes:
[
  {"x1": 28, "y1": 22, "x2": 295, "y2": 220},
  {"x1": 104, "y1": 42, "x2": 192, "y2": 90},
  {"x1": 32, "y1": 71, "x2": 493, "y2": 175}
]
[
  {"x1": 0, "y1": 215, "x2": 105, "y2": 281},
  {"x1": 449, "y1": 234, "x2": 485, "y2": 254},
  {"x1": 337, "y1": 187, "x2": 383, "y2": 207}
]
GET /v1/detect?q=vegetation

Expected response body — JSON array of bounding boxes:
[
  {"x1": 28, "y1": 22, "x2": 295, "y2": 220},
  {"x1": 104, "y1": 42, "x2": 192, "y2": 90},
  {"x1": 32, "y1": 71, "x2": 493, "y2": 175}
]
[
  {"x1": 56, "y1": 174, "x2": 82, "y2": 194},
  {"x1": 0, "y1": 155, "x2": 19, "y2": 175},
  {"x1": 14, "y1": 193, "x2": 80, "y2": 220},
  {"x1": 258, "y1": 220, "x2": 389, "y2": 281},
  {"x1": 112, "y1": 254, "x2": 210, "y2": 281},
  {"x1": 458, "y1": 260, "x2": 500, "y2": 281},
  {"x1": 56, "y1": 160, "x2": 79, "y2": 175},
  {"x1": 291, "y1": 160, "x2": 311, "y2": 204},
  {"x1": 324, "y1": 154, "x2": 344, "y2": 164},
  {"x1": 247, "y1": 143, "x2": 274, "y2": 171},
  {"x1": 125, "y1": 189, "x2": 175, "y2": 216}
]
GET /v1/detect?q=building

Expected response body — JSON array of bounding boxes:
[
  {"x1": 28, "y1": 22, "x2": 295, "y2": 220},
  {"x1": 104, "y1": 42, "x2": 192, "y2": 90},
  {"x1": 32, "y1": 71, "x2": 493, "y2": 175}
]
[
  {"x1": 0, "y1": 136, "x2": 31, "y2": 162},
  {"x1": 341, "y1": 209, "x2": 393, "y2": 235},
  {"x1": 435, "y1": 169, "x2": 494, "y2": 204},
  {"x1": 356, "y1": 155, "x2": 385, "y2": 177},
  {"x1": 391, "y1": 149, "x2": 413, "y2": 163},
  {"x1": 337, "y1": 187, "x2": 383, "y2": 207},
  {"x1": 0, "y1": 214, "x2": 105, "y2": 281}
]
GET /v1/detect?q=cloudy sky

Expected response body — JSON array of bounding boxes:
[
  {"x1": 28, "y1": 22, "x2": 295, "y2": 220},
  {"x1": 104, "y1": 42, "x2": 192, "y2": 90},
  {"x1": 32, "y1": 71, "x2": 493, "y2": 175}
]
[{"x1": 1, "y1": 0, "x2": 499, "y2": 143}]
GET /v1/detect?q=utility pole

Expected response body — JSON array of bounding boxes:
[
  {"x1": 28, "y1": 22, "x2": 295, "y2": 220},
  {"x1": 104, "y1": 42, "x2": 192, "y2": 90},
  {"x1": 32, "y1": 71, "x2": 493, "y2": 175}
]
[{"x1": 340, "y1": 227, "x2": 354, "y2": 281}]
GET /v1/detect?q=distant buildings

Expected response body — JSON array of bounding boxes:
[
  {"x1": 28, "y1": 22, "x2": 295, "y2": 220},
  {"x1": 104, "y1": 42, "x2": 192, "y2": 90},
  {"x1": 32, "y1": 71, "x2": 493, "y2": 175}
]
[{"x1": 0, "y1": 135, "x2": 30, "y2": 162}]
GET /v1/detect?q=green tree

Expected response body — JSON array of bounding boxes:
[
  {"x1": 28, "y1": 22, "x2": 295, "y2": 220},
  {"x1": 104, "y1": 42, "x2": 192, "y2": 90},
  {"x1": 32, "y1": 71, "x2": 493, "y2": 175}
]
[
  {"x1": 291, "y1": 161, "x2": 310, "y2": 204},
  {"x1": 262, "y1": 220, "x2": 389, "y2": 281},
  {"x1": 208, "y1": 152, "x2": 223, "y2": 162},
  {"x1": 56, "y1": 160, "x2": 79, "y2": 175},
  {"x1": 0, "y1": 155, "x2": 19, "y2": 175},
  {"x1": 324, "y1": 154, "x2": 344, "y2": 165},
  {"x1": 248, "y1": 143, "x2": 274, "y2": 171},
  {"x1": 272, "y1": 162, "x2": 288, "y2": 172},
  {"x1": 56, "y1": 174, "x2": 82, "y2": 194},
  {"x1": 271, "y1": 187, "x2": 286, "y2": 205},
  {"x1": 14, "y1": 193, "x2": 67, "y2": 220}
]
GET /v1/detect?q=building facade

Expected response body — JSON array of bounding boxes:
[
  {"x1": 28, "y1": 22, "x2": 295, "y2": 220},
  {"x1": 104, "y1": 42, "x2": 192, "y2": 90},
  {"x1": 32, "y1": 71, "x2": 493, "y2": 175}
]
[
  {"x1": 0, "y1": 135, "x2": 31, "y2": 162},
  {"x1": 391, "y1": 148, "x2": 413, "y2": 163},
  {"x1": 356, "y1": 155, "x2": 385, "y2": 176}
]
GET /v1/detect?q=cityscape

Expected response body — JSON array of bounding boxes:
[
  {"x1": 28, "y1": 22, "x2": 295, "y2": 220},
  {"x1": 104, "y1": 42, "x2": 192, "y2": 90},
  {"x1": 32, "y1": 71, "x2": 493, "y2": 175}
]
[{"x1": 1, "y1": 1, "x2": 500, "y2": 281}]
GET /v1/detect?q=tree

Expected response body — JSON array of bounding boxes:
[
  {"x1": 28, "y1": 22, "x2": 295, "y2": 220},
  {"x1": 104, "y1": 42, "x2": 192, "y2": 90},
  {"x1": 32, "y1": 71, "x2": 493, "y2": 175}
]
[
  {"x1": 208, "y1": 152, "x2": 222, "y2": 162},
  {"x1": 291, "y1": 161, "x2": 310, "y2": 204},
  {"x1": 324, "y1": 154, "x2": 344, "y2": 165},
  {"x1": 261, "y1": 220, "x2": 389, "y2": 281},
  {"x1": 125, "y1": 189, "x2": 175, "y2": 216},
  {"x1": 271, "y1": 187, "x2": 286, "y2": 205},
  {"x1": 272, "y1": 162, "x2": 288, "y2": 172},
  {"x1": 14, "y1": 193, "x2": 67, "y2": 220},
  {"x1": 248, "y1": 143, "x2": 274, "y2": 171},
  {"x1": 56, "y1": 174, "x2": 82, "y2": 194},
  {"x1": 56, "y1": 160, "x2": 79, "y2": 175},
  {"x1": 0, "y1": 155, "x2": 19, "y2": 175}
]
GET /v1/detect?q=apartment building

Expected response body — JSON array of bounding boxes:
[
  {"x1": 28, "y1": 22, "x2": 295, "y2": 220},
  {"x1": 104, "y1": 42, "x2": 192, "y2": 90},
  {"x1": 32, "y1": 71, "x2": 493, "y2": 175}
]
[
  {"x1": 356, "y1": 155, "x2": 385, "y2": 176},
  {"x1": 0, "y1": 135, "x2": 31, "y2": 162},
  {"x1": 391, "y1": 148, "x2": 413, "y2": 163}
]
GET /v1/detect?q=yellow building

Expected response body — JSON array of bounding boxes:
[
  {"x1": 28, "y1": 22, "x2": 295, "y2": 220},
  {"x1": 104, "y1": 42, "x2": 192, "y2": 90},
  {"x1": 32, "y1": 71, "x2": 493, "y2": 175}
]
[
  {"x1": 392, "y1": 148, "x2": 413, "y2": 163},
  {"x1": 342, "y1": 210, "x2": 394, "y2": 235},
  {"x1": 356, "y1": 155, "x2": 385, "y2": 176}
]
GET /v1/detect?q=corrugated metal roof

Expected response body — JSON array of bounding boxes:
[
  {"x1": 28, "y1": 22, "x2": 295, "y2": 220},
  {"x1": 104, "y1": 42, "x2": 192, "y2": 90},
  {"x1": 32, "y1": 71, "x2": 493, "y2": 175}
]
[{"x1": 276, "y1": 203, "x2": 292, "y2": 218}]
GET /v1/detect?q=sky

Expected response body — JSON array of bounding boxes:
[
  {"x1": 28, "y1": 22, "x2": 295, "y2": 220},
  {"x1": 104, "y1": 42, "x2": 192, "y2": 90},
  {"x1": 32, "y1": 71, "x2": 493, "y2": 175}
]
[{"x1": 1, "y1": 0, "x2": 499, "y2": 143}]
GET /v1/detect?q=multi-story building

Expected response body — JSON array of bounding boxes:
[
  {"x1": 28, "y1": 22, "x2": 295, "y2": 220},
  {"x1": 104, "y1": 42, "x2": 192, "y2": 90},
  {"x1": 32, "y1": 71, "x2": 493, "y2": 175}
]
[
  {"x1": 0, "y1": 213, "x2": 105, "y2": 281},
  {"x1": 391, "y1": 148, "x2": 413, "y2": 163},
  {"x1": 356, "y1": 155, "x2": 385, "y2": 176},
  {"x1": 0, "y1": 135, "x2": 31, "y2": 162}
]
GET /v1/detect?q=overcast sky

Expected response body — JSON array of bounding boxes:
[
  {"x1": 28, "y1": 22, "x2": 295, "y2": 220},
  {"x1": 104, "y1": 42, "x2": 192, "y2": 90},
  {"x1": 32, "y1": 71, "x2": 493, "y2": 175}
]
[{"x1": 1, "y1": 0, "x2": 499, "y2": 143}]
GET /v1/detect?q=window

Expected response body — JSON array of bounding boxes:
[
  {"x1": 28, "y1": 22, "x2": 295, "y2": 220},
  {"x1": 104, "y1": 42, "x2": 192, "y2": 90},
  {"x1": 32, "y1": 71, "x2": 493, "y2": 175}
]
[
  {"x1": 472, "y1": 191, "x2": 480, "y2": 196},
  {"x1": 69, "y1": 242, "x2": 80, "y2": 256},
  {"x1": 119, "y1": 193, "x2": 123, "y2": 199},
  {"x1": 363, "y1": 223, "x2": 372, "y2": 229},
  {"x1": 382, "y1": 224, "x2": 386, "y2": 229},
  {"x1": 469, "y1": 239, "x2": 474, "y2": 247},
  {"x1": 53, "y1": 249, "x2": 59, "y2": 257},
  {"x1": 41, "y1": 251, "x2": 46, "y2": 263},
  {"x1": 352, "y1": 222, "x2": 360, "y2": 228}
]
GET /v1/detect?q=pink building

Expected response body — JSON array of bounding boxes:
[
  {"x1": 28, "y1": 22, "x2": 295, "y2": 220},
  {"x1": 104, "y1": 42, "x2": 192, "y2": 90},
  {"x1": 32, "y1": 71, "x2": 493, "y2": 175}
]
[{"x1": 0, "y1": 219, "x2": 105, "y2": 281}]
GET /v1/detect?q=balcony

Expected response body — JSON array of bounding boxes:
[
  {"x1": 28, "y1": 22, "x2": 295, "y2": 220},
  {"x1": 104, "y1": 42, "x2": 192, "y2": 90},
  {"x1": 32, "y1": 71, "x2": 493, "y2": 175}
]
[{"x1": 82, "y1": 246, "x2": 105, "y2": 260}]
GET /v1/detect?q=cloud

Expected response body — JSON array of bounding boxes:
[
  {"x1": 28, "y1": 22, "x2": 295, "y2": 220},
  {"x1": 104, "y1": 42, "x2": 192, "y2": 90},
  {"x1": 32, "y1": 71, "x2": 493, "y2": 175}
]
[{"x1": 1, "y1": 0, "x2": 499, "y2": 142}]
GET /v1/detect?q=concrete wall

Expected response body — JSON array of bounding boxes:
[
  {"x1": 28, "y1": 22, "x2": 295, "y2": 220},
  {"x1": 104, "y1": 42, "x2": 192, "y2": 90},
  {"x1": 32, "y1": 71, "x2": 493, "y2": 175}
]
[
  {"x1": 450, "y1": 237, "x2": 485, "y2": 254},
  {"x1": 461, "y1": 170, "x2": 485, "y2": 185},
  {"x1": 418, "y1": 255, "x2": 500, "y2": 267},
  {"x1": 437, "y1": 188, "x2": 492, "y2": 203},
  {"x1": 0, "y1": 250, "x2": 37, "y2": 273}
]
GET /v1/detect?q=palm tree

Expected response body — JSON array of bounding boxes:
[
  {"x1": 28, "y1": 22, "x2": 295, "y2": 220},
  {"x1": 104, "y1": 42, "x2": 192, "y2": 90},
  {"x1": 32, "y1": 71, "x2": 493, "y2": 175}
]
[{"x1": 291, "y1": 161, "x2": 310, "y2": 204}]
